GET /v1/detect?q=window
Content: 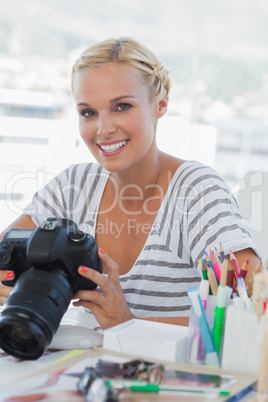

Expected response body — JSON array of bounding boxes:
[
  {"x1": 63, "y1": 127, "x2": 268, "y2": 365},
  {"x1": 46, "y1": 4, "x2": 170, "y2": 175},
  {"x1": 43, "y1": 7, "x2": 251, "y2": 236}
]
[{"x1": 0, "y1": 0, "x2": 267, "y2": 231}]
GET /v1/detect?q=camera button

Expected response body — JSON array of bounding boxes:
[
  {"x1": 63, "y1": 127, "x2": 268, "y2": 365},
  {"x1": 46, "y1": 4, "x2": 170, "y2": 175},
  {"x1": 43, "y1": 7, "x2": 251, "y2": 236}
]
[
  {"x1": 68, "y1": 231, "x2": 86, "y2": 242},
  {"x1": 0, "y1": 252, "x2": 8, "y2": 262}
]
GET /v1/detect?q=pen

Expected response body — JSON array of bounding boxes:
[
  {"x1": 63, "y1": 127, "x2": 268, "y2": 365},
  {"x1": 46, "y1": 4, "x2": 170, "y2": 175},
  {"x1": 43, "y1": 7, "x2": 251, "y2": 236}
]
[
  {"x1": 106, "y1": 380, "x2": 230, "y2": 396},
  {"x1": 212, "y1": 285, "x2": 226, "y2": 354},
  {"x1": 129, "y1": 384, "x2": 230, "y2": 395},
  {"x1": 188, "y1": 286, "x2": 220, "y2": 368}
]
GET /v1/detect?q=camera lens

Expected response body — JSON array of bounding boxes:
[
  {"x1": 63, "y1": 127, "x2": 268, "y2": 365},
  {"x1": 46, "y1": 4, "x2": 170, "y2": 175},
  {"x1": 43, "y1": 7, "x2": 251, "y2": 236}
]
[
  {"x1": 0, "y1": 267, "x2": 73, "y2": 360},
  {"x1": 0, "y1": 314, "x2": 49, "y2": 358},
  {"x1": 12, "y1": 327, "x2": 33, "y2": 341}
]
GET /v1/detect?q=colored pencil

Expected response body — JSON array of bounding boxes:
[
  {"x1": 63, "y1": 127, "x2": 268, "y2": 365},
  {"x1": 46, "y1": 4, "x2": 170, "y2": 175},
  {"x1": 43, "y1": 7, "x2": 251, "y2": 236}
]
[
  {"x1": 207, "y1": 266, "x2": 218, "y2": 296},
  {"x1": 226, "y1": 258, "x2": 235, "y2": 289},
  {"x1": 205, "y1": 253, "x2": 219, "y2": 285},
  {"x1": 238, "y1": 260, "x2": 249, "y2": 280},
  {"x1": 220, "y1": 257, "x2": 229, "y2": 287},
  {"x1": 219, "y1": 243, "x2": 225, "y2": 263},
  {"x1": 210, "y1": 251, "x2": 222, "y2": 283},
  {"x1": 230, "y1": 251, "x2": 240, "y2": 279}
]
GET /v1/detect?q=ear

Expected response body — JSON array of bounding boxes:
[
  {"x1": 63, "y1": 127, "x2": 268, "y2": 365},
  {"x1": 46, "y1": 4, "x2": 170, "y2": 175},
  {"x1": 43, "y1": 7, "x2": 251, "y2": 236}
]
[{"x1": 155, "y1": 94, "x2": 168, "y2": 118}]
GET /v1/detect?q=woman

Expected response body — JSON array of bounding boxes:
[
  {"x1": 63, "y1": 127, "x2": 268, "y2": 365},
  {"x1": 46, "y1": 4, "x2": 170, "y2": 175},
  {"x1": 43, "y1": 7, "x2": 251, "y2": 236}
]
[{"x1": 0, "y1": 37, "x2": 260, "y2": 328}]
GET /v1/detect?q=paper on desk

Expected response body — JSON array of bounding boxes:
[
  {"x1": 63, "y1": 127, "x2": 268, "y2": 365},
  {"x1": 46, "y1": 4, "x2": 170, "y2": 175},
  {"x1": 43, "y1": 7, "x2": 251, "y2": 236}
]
[
  {"x1": 0, "y1": 369, "x2": 82, "y2": 401},
  {"x1": 0, "y1": 353, "x2": 130, "y2": 401},
  {"x1": 103, "y1": 319, "x2": 188, "y2": 363},
  {"x1": 0, "y1": 348, "x2": 71, "y2": 387}
]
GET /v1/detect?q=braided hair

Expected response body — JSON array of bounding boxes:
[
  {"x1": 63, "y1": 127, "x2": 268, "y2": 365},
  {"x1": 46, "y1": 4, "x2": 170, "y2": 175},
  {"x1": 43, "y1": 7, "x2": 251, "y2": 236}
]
[{"x1": 72, "y1": 37, "x2": 171, "y2": 103}]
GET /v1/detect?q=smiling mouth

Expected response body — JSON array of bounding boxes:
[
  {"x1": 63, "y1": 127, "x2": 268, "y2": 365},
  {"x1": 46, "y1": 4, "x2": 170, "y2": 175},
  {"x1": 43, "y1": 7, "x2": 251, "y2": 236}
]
[{"x1": 98, "y1": 140, "x2": 129, "y2": 153}]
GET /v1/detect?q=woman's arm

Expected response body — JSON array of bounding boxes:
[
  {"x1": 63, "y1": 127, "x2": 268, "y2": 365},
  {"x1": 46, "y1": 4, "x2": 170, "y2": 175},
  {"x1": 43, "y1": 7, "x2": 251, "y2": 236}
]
[
  {"x1": 139, "y1": 316, "x2": 189, "y2": 326},
  {"x1": 0, "y1": 214, "x2": 37, "y2": 241}
]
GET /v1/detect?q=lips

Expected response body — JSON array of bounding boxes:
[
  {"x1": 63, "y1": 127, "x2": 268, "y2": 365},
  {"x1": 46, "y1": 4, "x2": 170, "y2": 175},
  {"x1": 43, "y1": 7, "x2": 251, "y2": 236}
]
[{"x1": 98, "y1": 139, "x2": 129, "y2": 153}]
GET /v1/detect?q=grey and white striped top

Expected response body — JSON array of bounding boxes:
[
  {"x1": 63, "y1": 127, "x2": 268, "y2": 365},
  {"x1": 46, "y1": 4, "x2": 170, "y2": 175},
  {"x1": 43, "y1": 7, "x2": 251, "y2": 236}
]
[{"x1": 24, "y1": 160, "x2": 257, "y2": 318}]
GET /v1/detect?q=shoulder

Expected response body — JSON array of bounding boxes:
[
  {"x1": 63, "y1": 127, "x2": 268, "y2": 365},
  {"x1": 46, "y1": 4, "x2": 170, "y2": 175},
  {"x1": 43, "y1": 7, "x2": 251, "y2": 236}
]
[
  {"x1": 172, "y1": 160, "x2": 229, "y2": 191},
  {"x1": 168, "y1": 160, "x2": 238, "y2": 215},
  {"x1": 177, "y1": 160, "x2": 224, "y2": 179}
]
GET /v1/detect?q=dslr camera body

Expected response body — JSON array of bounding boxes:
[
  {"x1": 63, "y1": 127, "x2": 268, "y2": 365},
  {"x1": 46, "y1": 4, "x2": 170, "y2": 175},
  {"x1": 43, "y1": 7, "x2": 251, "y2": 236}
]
[{"x1": 0, "y1": 218, "x2": 103, "y2": 360}]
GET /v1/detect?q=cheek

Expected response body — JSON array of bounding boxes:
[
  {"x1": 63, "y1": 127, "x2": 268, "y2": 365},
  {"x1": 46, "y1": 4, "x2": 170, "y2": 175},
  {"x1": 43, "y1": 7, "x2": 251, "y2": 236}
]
[
  {"x1": 126, "y1": 112, "x2": 150, "y2": 135},
  {"x1": 79, "y1": 120, "x2": 93, "y2": 143}
]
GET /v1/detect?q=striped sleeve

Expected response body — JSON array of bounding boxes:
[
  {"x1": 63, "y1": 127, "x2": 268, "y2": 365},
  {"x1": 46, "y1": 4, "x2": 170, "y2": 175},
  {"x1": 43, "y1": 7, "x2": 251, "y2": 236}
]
[
  {"x1": 177, "y1": 162, "x2": 259, "y2": 267},
  {"x1": 23, "y1": 163, "x2": 106, "y2": 228}
]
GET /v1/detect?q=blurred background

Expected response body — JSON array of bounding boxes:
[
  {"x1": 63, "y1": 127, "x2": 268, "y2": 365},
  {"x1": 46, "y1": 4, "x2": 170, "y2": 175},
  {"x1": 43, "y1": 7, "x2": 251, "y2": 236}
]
[{"x1": 1, "y1": 0, "x2": 268, "y2": 232}]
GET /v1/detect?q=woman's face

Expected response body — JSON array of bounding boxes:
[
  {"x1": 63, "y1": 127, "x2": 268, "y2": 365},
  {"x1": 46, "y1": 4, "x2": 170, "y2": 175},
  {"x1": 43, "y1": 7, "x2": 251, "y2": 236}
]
[{"x1": 72, "y1": 63, "x2": 167, "y2": 173}]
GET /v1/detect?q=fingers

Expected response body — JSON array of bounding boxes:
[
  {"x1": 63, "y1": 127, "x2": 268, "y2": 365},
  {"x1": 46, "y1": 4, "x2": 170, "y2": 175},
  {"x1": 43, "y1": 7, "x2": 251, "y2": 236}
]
[
  {"x1": 0, "y1": 271, "x2": 15, "y2": 282},
  {"x1": 74, "y1": 248, "x2": 134, "y2": 330},
  {"x1": 98, "y1": 248, "x2": 120, "y2": 286},
  {"x1": 0, "y1": 285, "x2": 13, "y2": 298},
  {"x1": 0, "y1": 282, "x2": 14, "y2": 306},
  {"x1": 0, "y1": 271, "x2": 15, "y2": 305},
  {"x1": 77, "y1": 265, "x2": 110, "y2": 292},
  {"x1": 73, "y1": 289, "x2": 108, "y2": 312},
  {"x1": 76, "y1": 248, "x2": 120, "y2": 292}
]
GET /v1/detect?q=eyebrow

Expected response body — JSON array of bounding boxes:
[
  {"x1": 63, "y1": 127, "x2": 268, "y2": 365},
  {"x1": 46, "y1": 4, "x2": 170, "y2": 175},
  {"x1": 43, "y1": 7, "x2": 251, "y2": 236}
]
[{"x1": 77, "y1": 95, "x2": 136, "y2": 107}]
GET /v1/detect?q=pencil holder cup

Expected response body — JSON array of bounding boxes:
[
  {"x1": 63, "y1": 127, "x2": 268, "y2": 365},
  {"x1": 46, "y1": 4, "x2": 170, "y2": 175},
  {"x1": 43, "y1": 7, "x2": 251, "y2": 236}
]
[{"x1": 221, "y1": 304, "x2": 265, "y2": 374}]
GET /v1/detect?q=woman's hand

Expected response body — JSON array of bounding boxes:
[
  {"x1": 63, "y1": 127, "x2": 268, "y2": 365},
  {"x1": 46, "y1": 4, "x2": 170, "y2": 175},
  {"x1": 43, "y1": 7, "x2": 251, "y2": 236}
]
[
  {"x1": 72, "y1": 249, "x2": 135, "y2": 330},
  {"x1": 0, "y1": 271, "x2": 14, "y2": 305}
]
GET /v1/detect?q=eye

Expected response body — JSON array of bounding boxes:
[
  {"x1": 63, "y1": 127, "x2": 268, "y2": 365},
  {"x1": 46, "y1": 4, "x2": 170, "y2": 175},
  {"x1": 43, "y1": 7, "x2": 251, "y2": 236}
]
[
  {"x1": 81, "y1": 109, "x2": 96, "y2": 118},
  {"x1": 116, "y1": 103, "x2": 132, "y2": 112}
]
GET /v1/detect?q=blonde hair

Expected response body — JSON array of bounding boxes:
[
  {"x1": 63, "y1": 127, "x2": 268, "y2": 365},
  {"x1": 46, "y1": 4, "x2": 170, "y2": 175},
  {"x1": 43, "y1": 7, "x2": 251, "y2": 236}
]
[{"x1": 72, "y1": 37, "x2": 171, "y2": 102}]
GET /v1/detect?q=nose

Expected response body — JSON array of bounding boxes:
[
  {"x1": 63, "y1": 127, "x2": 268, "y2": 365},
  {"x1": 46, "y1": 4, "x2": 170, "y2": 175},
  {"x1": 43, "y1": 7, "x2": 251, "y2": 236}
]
[{"x1": 96, "y1": 113, "x2": 116, "y2": 138}]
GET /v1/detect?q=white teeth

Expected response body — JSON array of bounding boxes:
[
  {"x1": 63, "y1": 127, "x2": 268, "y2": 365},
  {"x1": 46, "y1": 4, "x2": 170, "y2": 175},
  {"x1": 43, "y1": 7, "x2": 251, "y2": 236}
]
[{"x1": 100, "y1": 140, "x2": 127, "y2": 152}]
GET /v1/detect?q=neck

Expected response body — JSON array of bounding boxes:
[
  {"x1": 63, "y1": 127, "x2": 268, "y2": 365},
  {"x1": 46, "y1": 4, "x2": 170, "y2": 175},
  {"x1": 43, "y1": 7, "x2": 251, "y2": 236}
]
[{"x1": 109, "y1": 150, "x2": 163, "y2": 211}]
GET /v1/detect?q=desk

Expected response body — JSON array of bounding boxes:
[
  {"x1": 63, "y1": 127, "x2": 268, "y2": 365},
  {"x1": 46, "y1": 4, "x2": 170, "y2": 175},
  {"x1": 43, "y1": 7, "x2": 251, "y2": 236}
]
[{"x1": 0, "y1": 346, "x2": 258, "y2": 401}]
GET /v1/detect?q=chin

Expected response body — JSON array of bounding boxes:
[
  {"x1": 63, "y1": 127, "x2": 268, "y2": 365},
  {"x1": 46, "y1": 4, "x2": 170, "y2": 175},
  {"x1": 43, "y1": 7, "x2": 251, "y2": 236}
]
[{"x1": 101, "y1": 158, "x2": 133, "y2": 173}]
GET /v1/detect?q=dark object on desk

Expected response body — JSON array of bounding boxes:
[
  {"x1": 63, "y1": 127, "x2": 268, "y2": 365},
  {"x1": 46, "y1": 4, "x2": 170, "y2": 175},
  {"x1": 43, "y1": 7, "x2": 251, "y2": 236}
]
[
  {"x1": 95, "y1": 359, "x2": 164, "y2": 383},
  {"x1": 77, "y1": 367, "x2": 118, "y2": 402},
  {"x1": 120, "y1": 359, "x2": 164, "y2": 383},
  {"x1": 0, "y1": 218, "x2": 102, "y2": 361}
]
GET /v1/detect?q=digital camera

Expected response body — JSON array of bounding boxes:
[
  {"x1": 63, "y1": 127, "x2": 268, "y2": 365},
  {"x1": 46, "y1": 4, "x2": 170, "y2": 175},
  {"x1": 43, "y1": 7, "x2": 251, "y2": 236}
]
[{"x1": 0, "y1": 218, "x2": 103, "y2": 360}]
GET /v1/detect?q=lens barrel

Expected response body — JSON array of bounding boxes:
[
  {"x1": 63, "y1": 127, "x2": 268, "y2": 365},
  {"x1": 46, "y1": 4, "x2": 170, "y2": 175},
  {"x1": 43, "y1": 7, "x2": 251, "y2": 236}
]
[{"x1": 0, "y1": 267, "x2": 72, "y2": 360}]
